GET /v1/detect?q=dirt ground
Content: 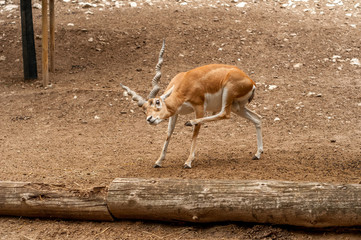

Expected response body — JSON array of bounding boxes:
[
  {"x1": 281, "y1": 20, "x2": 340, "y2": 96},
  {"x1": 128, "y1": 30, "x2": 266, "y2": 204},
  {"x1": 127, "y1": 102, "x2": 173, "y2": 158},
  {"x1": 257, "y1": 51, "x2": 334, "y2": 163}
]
[{"x1": 1, "y1": 0, "x2": 361, "y2": 239}]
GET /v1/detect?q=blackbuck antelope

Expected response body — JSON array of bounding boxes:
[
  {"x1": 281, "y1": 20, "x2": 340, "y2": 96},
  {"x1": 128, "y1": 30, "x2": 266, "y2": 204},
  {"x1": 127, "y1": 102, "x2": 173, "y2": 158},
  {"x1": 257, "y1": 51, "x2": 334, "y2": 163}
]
[{"x1": 120, "y1": 41, "x2": 263, "y2": 168}]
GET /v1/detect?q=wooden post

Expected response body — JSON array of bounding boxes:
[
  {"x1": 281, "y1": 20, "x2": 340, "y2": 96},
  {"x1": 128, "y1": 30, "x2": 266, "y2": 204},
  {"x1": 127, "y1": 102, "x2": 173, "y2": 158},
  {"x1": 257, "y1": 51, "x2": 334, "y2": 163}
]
[
  {"x1": 20, "y1": 0, "x2": 38, "y2": 80},
  {"x1": 41, "y1": 0, "x2": 49, "y2": 87},
  {"x1": 0, "y1": 181, "x2": 113, "y2": 221},
  {"x1": 108, "y1": 178, "x2": 361, "y2": 228},
  {"x1": 49, "y1": 0, "x2": 55, "y2": 73}
]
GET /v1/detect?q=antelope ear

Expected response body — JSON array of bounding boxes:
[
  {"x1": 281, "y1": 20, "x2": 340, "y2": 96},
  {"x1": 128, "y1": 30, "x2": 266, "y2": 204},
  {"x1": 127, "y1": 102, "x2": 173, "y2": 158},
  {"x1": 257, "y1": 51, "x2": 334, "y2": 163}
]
[{"x1": 160, "y1": 86, "x2": 173, "y2": 101}]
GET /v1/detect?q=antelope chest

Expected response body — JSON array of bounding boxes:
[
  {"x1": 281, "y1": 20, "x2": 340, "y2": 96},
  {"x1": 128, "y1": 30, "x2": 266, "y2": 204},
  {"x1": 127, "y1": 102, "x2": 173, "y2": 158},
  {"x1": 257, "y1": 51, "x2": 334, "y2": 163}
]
[{"x1": 177, "y1": 102, "x2": 194, "y2": 115}]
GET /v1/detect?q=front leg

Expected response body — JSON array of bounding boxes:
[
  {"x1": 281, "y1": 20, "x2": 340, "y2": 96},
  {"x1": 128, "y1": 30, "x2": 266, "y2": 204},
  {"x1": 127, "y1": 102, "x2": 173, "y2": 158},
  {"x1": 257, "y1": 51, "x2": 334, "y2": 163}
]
[
  {"x1": 154, "y1": 114, "x2": 178, "y2": 168},
  {"x1": 184, "y1": 124, "x2": 201, "y2": 169},
  {"x1": 184, "y1": 105, "x2": 204, "y2": 168}
]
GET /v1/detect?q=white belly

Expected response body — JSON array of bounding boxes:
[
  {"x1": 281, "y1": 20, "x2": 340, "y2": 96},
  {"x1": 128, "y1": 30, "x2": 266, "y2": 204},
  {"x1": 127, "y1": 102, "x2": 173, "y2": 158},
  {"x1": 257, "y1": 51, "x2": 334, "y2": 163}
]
[
  {"x1": 176, "y1": 85, "x2": 254, "y2": 115},
  {"x1": 204, "y1": 89, "x2": 223, "y2": 112},
  {"x1": 176, "y1": 89, "x2": 224, "y2": 115}
]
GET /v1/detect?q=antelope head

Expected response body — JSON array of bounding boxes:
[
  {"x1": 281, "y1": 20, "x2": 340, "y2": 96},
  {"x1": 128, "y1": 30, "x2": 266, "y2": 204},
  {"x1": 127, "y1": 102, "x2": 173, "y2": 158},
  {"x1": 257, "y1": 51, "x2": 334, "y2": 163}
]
[
  {"x1": 120, "y1": 40, "x2": 170, "y2": 125},
  {"x1": 143, "y1": 87, "x2": 173, "y2": 125}
]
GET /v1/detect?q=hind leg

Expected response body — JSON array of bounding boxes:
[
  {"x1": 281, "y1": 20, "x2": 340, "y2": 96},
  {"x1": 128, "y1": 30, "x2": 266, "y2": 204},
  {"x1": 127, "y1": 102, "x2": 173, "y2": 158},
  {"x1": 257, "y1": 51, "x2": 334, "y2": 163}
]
[{"x1": 232, "y1": 102, "x2": 263, "y2": 160}]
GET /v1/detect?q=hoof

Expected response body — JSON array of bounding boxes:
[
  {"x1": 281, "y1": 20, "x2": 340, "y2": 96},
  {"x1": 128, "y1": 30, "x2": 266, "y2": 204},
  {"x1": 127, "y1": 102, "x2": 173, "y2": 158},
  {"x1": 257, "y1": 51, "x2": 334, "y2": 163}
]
[
  {"x1": 153, "y1": 164, "x2": 162, "y2": 168},
  {"x1": 252, "y1": 156, "x2": 260, "y2": 160},
  {"x1": 185, "y1": 121, "x2": 192, "y2": 127},
  {"x1": 183, "y1": 164, "x2": 192, "y2": 169}
]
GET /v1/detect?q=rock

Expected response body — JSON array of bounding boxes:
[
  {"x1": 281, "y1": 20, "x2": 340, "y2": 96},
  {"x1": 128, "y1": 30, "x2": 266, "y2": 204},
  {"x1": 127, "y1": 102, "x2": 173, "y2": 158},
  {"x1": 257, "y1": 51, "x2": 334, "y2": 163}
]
[
  {"x1": 67, "y1": 23, "x2": 75, "y2": 27},
  {"x1": 268, "y1": 85, "x2": 277, "y2": 90},
  {"x1": 235, "y1": 2, "x2": 247, "y2": 8},
  {"x1": 274, "y1": 117, "x2": 280, "y2": 122},
  {"x1": 350, "y1": 58, "x2": 360, "y2": 66},
  {"x1": 306, "y1": 92, "x2": 317, "y2": 97},
  {"x1": 88, "y1": 37, "x2": 94, "y2": 42},
  {"x1": 4, "y1": 4, "x2": 18, "y2": 11},
  {"x1": 129, "y1": 2, "x2": 137, "y2": 7},
  {"x1": 293, "y1": 63, "x2": 303, "y2": 69},
  {"x1": 144, "y1": 0, "x2": 153, "y2": 6},
  {"x1": 332, "y1": 55, "x2": 342, "y2": 62},
  {"x1": 0, "y1": 56, "x2": 5, "y2": 61},
  {"x1": 334, "y1": 0, "x2": 343, "y2": 6},
  {"x1": 33, "y1": 3, "x2": 42, "y2": 9},
  {"x1": 80, "y1": 2, "x2": 97, "y2": 8}
]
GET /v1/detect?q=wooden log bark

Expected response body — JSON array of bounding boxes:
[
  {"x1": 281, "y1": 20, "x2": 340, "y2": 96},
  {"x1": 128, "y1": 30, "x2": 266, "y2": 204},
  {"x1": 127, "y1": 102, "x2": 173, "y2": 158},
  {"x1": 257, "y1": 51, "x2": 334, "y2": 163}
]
[
  {"x1": 49, "y1": 0, "x2": 55, "y2": 73},
  {"x1": 0, "y1": 181, "x2": 113, "y2": 221},
  {"x1": 108, "y1": 178, "x2": 361, "y2": 228}
]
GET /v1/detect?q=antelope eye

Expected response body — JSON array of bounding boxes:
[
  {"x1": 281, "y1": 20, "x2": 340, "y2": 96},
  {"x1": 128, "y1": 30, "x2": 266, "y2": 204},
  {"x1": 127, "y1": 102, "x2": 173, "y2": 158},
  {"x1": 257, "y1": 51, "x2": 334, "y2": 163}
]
[{"x1": 155, "y1": 100, "x2": 160, "y2": 105}]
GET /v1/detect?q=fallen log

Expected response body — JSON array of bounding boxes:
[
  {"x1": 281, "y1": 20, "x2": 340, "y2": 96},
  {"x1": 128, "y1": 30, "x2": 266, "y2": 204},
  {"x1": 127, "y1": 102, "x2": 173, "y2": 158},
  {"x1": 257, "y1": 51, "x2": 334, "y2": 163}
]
[
  {"x1": 0, "y1": 181, "x2": 113, "y2": 221},
  {"x1": 108, "y1": 178, "x2": 361, "y2": 228}
]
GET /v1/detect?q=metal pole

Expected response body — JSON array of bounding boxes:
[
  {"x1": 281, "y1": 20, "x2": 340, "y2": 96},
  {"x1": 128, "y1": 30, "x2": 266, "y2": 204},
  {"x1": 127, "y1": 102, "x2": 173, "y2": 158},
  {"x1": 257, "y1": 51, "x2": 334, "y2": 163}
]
[{"x1": 20, "y1": 0, "x2": 38, "y2": 80}]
